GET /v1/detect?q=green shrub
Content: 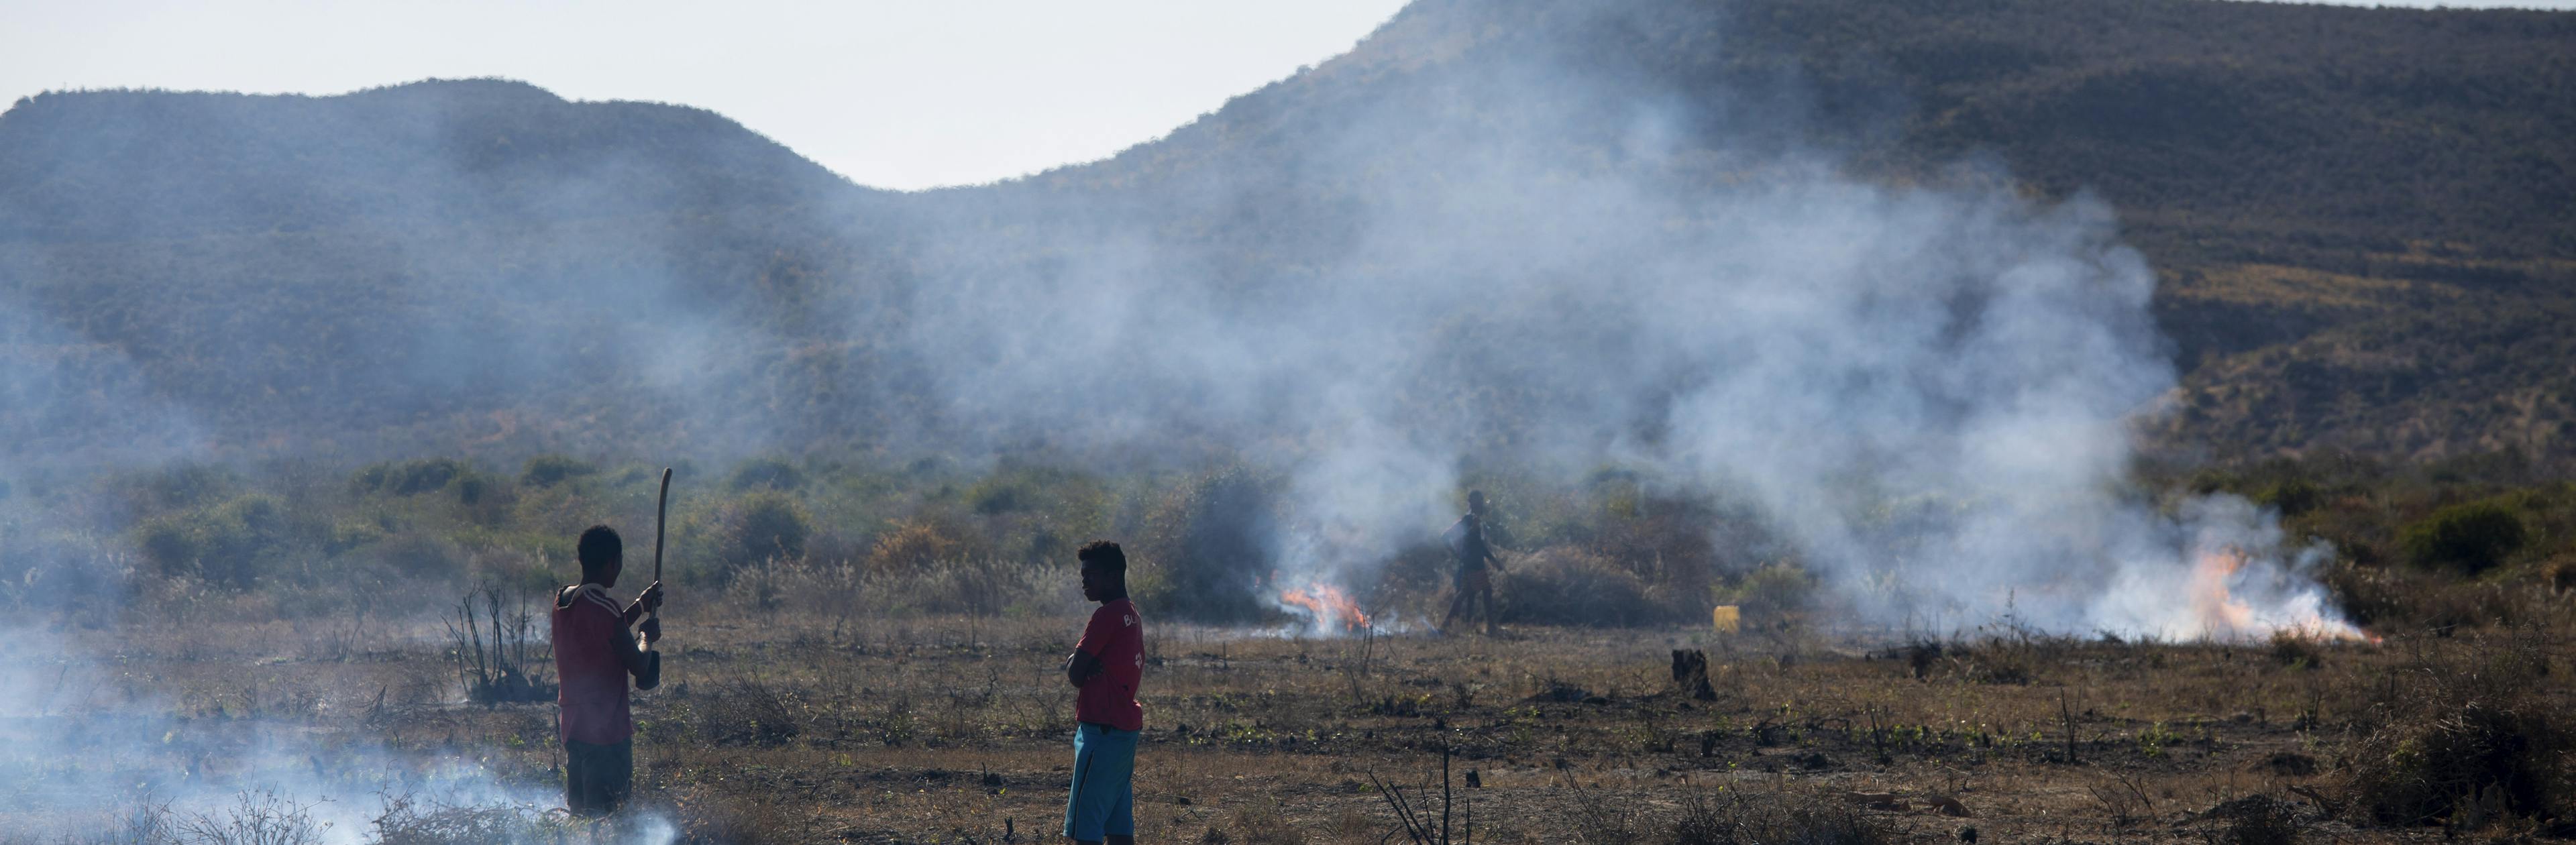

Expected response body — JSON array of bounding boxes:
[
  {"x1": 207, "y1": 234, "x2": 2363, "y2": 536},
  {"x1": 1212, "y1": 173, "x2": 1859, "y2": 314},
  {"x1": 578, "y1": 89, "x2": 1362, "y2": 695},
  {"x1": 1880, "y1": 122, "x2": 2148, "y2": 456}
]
[
  {"x1": 2400, "y1": 501, "x2": 2526, "y2": 575},
  {"x1": 127, "y1": 462, "x2": 236, "y2": 511},
  {"x1": 135, "y1": 493, "x2": 301, "y2": 588},
  {"x1": 455, "y1": 470, "x2": 498, "y2": 505},
  {"x1": 718, "y1": 490, "x2": 812, "y2": 573},
  {"x1": 2256, "y1": 478, "x2": 2324, "y2": 516},
  {"x1": 966, "y1": 475, "x2": 1037, "y2": 514},
  {"x1": 729, "y1": 457, "x2": 804, "y2": 492},
  {"x1": 326, "y1": 516, "x2": 390, "y2": 555},
  {"x1": 374, "y1": 532, "x2": 467, "y2": 582},
  {"x1": 199, "y1": 494, "x2": 294, "y2": 587},
  {"x1": 520, "y1": 454, "x2": 597, "y2": 487},
  {"x1": 354, "y1": 458, "x2": 472, "y2": 496},
  {"x1": 136, "y1": 516, "x2": 203, "y2": 577}
]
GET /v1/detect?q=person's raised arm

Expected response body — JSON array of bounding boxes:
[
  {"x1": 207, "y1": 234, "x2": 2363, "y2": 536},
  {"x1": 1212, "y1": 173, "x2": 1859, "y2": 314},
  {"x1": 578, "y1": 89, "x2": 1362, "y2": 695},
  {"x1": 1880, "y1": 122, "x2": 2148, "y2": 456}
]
[{"x1": 621, "y1": 581, "x2": 664, "y2": 626}]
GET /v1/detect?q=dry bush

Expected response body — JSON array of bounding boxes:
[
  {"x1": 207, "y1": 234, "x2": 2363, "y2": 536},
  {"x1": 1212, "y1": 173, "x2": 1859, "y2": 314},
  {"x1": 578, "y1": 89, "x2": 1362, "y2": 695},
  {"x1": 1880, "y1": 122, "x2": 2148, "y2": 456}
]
[
  {"x1": 691, "y1": 677, "x2": 806, "y2": 746},
  {"x1": 2318, "y1": 561, "x2": 2514, "y2": 634},
  {"x1": 1324, "y1": 808, "x2": 1379, "y2": 845},
  {"x1": 867, "y1": 515, "x2": 973, "y2": 574},
  {"x1": 175, "y1": 790, "x2": 325, "y2": 845},
  {"x1": 2268, "y1": 630, "x2": 2324, "y2": 669},
  {"x1": 888, "y1": 557, "x2": 1070, "y2": 616},
  {"x1": 370, "y1": 793, "x2": 570, "y2": 844},
  {"x1": 1586, "y1": 495, "x2": 1721, "y2": 612},
  {"x1": 671, "y1": 785, "x2": 816, "y2": 845},
  {"x1": 1232, "y1": 797, "x2": 1309, "y2": 845},
  {"x1": 1495, "y1": 546, "x2": 1680, "y2": 627},
  {"x1": 2322, "y1": 562, "x2": 2558, "y2": 634},
  {"x1": 443, "y1": 582, "x2": 553, "y2": 705},
  {"x1": 13, "y1": 801, "x2": 180, "y2": 845},
  {"x1": 1364, "y1": 540, "x2": 1456, "y2": 624},
  {"x1": 831, "y1": 556, "x2": 1077, "y2": 618},
  {"x1": 1658, "y1": 789, "x2": 1893, "y2": 845},
  {"x1": 2338, "y1": 627, "x2": 2573, "y2": 830},
  {"x1": 724, "y1": 556, "x2": 864, "y2": 618},
  {"x1": 2194, "y1": 795, "x2": 2304, "y2": 845}
]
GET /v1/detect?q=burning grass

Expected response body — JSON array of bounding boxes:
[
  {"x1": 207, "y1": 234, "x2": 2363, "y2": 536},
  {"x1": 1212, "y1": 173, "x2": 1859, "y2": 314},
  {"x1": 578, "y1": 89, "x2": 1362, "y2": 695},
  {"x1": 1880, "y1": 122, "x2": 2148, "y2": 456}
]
[{"x1": 1280, "y1": 583, "x2": 1373, "y2": 633}]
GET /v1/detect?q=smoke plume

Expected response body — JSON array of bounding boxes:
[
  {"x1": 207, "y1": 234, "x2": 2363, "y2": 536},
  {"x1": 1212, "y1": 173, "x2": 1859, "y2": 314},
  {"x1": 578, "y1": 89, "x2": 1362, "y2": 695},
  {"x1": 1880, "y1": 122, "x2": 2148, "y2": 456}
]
[{"x1": 864, "y1": 0, "x2": 2357, "y2": 639}]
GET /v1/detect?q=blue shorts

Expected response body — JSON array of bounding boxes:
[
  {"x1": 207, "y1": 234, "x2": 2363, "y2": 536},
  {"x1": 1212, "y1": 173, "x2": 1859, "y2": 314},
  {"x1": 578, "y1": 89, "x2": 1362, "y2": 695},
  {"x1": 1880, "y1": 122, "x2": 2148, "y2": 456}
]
[{"x1": 1064, "y1": 722, "x2": 1138, "y2": 841}]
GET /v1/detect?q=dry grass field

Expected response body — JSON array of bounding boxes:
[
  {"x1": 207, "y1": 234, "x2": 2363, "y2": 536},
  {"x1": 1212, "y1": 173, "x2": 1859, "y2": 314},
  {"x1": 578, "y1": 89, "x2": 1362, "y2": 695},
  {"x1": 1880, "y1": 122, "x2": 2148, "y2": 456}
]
[
  {"x1": 11, "y1": 588, "x2": 2570, "y2": 845},
  {"x1": 5, "y1": 454, "x2": 2571, "y2": 843}
]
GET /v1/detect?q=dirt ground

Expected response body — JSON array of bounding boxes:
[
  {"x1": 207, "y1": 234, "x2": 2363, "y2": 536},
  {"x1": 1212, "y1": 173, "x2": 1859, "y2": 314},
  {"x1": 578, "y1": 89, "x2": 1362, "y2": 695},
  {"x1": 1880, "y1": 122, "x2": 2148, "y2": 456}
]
[{"x1": 13, "y1": 600, "x2": 2555, "y2": 845}]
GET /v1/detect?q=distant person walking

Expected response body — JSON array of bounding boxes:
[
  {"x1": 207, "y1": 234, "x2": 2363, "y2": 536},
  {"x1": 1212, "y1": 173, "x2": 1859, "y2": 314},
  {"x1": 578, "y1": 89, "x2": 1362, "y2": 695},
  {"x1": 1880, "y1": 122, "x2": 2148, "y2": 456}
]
[
  {"x1": 552, "y1": 525, "x2": 663, "y2": 818},
  {"x1": 1062, "y1": 541, "x2": 1144, "y2": 845},
  {"x1": 1441, "y1": 490, "x2": 1506, "y2": 636}
]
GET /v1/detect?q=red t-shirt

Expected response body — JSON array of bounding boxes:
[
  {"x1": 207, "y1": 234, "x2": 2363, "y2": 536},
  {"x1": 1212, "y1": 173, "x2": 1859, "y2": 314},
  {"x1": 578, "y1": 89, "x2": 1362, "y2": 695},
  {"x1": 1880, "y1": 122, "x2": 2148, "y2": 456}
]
[
  {"x1": 1074, "y1": 598, "x2": 1144, "y2": 731},
  {"x1": 552, "y1": 584, "x2": 635, "y2": 744}
]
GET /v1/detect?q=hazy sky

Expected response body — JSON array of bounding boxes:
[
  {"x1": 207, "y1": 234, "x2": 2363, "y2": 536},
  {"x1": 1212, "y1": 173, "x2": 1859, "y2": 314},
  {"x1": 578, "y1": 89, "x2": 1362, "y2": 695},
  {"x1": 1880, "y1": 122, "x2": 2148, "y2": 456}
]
[{"x1": 3, "y1": 0, "x2": 2567, "y2": 190}]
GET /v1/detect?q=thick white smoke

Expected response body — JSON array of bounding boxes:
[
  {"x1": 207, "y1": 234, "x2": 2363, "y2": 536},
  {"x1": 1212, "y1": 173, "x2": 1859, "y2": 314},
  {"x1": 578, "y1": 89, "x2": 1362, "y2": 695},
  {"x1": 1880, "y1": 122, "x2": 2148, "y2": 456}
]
[
  {"x1": 0, "y1": 622, "x2": 684, "y2": 841},
  {"x1": 869, "y1": 0, "x2": 2357, "y2": 640}
]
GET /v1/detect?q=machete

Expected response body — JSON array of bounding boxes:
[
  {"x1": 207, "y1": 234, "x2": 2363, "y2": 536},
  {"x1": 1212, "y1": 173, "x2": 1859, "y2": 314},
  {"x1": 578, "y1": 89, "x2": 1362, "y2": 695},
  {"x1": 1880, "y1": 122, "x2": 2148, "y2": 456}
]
[{"x1": 637, "y1": 467, "x2": 672, "y2": 689}]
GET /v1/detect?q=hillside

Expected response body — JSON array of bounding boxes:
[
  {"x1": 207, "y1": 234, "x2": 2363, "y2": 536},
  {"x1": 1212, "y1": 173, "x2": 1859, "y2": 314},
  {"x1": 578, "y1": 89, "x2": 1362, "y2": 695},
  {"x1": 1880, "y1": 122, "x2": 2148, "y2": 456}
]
[
  {"x1": 0, "y1": 78, "x2": 866, "y2": 242},
  {"x1": 1, "y1": 0, "x2": 2571, "y2": 472},
  {"x1": 1020, "y1": 0, "x2": 2576, "y2": 463}
]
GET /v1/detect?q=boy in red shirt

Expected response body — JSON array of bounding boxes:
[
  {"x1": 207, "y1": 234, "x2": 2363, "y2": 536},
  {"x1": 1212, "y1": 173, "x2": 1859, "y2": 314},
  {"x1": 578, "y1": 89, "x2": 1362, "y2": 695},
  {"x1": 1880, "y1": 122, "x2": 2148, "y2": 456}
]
[
  {"x1": 1061, "y1": 541, "x2": 1144, "y2": 845},
  {"x1": 551, "y1": 525, "x2": 663, "y2": 818}
]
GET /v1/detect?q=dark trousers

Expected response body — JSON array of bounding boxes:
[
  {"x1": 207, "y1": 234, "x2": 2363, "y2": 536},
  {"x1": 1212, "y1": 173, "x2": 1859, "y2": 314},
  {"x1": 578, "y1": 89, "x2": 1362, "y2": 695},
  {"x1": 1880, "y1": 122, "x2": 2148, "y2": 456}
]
[
  {"x1": 1444, "y1": 567, "x2": 1497, "y2": 632},
  {"x1": 565, "y1": 738, "x2": 633, "y2": 817}
]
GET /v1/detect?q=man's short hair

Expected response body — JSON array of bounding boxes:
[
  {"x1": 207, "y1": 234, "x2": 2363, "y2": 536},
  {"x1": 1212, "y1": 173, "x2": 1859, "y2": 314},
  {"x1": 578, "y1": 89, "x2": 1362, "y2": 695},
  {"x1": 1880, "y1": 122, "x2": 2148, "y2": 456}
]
[
  {"x1": 1466, "y1": 490, "x2": 1487, "y2": 510},
  {"x1": 1077, "y1": 540, "x2": 1126, "y2": 575},
  {"x1": 577, "y1": 525, "x2": 622, "y2": 579}
]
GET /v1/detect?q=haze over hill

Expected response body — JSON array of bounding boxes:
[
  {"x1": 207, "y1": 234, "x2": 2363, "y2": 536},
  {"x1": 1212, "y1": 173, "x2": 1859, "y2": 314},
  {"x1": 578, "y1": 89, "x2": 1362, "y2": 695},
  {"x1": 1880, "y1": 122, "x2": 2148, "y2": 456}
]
[{"x1": 1, "y1": 0, "x2": 2569, "y2": 477}]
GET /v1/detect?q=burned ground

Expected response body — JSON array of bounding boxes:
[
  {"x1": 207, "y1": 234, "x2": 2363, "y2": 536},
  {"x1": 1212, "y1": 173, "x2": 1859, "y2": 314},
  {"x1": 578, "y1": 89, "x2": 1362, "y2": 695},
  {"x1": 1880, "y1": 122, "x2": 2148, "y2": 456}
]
[{"x1": 9, "y1": 600, "x2": 2571, "y2": 844}]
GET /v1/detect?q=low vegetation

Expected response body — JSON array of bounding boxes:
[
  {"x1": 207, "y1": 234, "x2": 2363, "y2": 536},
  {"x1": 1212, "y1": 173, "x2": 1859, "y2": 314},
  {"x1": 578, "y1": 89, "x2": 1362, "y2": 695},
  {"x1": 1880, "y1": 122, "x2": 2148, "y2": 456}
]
[{"x1": 3, "y1": 451, "x2": 2572, "y2": 841}]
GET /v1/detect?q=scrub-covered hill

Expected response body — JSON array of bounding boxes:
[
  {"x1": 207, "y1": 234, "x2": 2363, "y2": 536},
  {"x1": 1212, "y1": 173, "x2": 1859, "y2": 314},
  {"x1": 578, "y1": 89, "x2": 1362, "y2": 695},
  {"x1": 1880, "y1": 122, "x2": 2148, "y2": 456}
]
[{"x1": 1, "y1": 0, "x2": 2569, "y2": 472}]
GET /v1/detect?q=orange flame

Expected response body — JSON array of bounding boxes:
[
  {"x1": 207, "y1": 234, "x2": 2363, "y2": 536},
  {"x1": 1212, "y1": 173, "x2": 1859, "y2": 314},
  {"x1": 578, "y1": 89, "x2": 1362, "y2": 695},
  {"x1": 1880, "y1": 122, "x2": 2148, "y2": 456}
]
[
  {"x1": 2191, "y1": 548, "x2": 2374, "y2": 642},
  {"x1": 1280, "y1": 583, "x2": 1371, "y2": 632}
]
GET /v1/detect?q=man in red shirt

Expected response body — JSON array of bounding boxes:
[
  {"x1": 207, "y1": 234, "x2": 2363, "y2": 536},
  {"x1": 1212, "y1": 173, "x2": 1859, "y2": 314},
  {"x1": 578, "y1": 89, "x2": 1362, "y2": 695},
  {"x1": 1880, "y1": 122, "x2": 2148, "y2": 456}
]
[
  {"x1": 552, "y1": 525, "x2": 663, "y2": 818},
  {"x1": 1062, "y1": 541, "x2": 1143, "y2": 845}
]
